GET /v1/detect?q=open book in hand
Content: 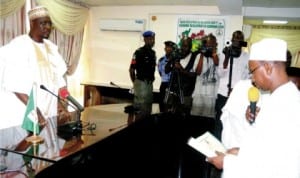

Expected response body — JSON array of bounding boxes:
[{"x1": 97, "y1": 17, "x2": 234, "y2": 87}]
[{"x1": 187, "y1": 131, "x2": 226, "y2": 157}]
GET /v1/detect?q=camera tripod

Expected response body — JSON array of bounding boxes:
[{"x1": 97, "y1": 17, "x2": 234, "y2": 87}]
[{"x1": 163, "y1": 67, "x2": 184, "y2": 113}]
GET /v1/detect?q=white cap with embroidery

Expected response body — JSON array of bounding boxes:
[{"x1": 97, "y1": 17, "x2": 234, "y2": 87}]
[
  {"x1": 249, "y1": 38, "x2": 287, "y2": 62},
  {"x1": 28, "y1": 6, "x2": 49, "y2": 21}
]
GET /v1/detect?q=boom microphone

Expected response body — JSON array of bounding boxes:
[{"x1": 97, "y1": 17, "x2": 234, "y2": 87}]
[
  {"x1": 248, "y1": 86, "x2": 260, "y2": 124},
  {"x1": 59, "y1": 88, "x2": 84, "y2": 112}
]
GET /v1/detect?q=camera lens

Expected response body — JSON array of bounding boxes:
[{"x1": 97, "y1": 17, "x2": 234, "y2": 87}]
[{"x1": 225, "y1": 40, "x2": 231, "y2": 47}]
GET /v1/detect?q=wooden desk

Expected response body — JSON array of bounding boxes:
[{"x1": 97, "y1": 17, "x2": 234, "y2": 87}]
[
  {"x1": 35, "y1": 112, "x2": 215, "y2": 178},
  {"x1": 1, "y1": 103, "x2": 214, "y2": 178},
  {"x1": 81, "y1": 82, "x2": 160, "y2": 107},
  {"x1": 0, "y1": 147, "x2": 54, "y2": 178},
  {"x1": 0, "y1": 104, "x2": 132, "y2": 177}
]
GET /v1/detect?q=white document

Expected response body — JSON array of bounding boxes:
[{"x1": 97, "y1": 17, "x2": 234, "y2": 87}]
[{"x1": 187, "y1": 131, "x2": 226, "y2": 157}]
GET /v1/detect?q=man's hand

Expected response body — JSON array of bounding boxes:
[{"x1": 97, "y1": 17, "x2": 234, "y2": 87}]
[
  {"x1": 245, "y1": 105, "x2": 260, "y2": 124},
  {"x1": 207, "y1": 148, "x2": 239, "y2": 170},
  {"x1": 227, "y1": 147, "x2": 239, "y2": 155},
  {"x1": 36, "y1": 108, "x2": 47, "y2": 129},
  {"x1": 57, "y1": 103, "x2": 72, "y2": 126},
  {"x1": 206, "y1": 151, "x2": 225, "y2": 170},
  {"x1": 57, "y1": 110, "x2": 72, "y2": 126},
  {"x1": 174, "y1": 61, "x2": 183, "y2": 71}
]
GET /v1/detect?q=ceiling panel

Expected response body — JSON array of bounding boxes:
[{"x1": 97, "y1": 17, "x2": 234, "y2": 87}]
[{"x1": 68, "y1": 0, "x2": 300, "y2": 26}]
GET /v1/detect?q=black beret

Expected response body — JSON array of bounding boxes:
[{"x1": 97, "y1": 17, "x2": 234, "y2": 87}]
[
  {"x1": 164, "y1": 41, "x2": 177, "y2": 49},
  {"x1": 143, "y1": 30, "x2": 155, "y2": 37}
]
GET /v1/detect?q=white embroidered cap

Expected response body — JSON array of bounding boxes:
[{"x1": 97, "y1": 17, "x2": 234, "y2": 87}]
[
  {"x1": 249, "y1": 38, "x2": 287, "y2": 62},
  {"x1": 28, "y1": 6, "x2": 49, "y2": 21}
]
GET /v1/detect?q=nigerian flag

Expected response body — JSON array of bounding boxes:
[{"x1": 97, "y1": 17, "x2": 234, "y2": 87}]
[{"x1": 22, "y1": 87, "x2": 40, "y2": 134}]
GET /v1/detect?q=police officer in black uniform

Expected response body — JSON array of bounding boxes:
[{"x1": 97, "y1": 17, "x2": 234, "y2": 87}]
[{"x1": 129, "y1": 30, "x2": 156, "y2": 120}]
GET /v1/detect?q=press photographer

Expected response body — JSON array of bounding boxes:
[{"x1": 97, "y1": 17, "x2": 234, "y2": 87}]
[
  {"x1": 214, "y1": 30, "x2": 250, "y2": 148},
  {"x1": 191, "y1": 33, "x2": 219, "y2": 118},
  {"x1": 199, "y1": 35, "x2": 219, "y2": 59},
  {"x1": 164, "y1": 37, "x2": 200, "y2": 116}
]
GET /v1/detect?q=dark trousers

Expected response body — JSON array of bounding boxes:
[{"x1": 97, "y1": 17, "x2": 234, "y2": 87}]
[
  {"x1": 159, "y1": 82, "x2": 169, "y2": 113},
  {"x1": 214, "y1": 94, "x2": 228, "y2": 140}
]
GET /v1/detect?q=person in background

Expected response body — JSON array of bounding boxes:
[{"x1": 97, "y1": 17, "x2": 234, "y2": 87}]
[
  {"x1": 207, "y1": 38, "x2": 300, "y2": 178},
  {"x1": 0, "y1": 6, "x2": 70, "y2": 151},
  {"x1": 157, "y1": 40, "x2": 176, "y2": 113},
  {"x1": 129, "y1": 30, "x2": 156, "y2": 120},
  {"x1": 165, "y1": 37, "x2": 200, "y2": 116},
  {"x1": 286, "y1": 66, "x2": 300, "y2": 90},
  {"x1": 214, "y1": 30, "x2": 250, "y2": 141},
  {"x1": 286, "y1": 50, "x2": 292, "y2": 68},
  {"x1": 191, "y1": 33, "x2": 219, "y2": 118}
]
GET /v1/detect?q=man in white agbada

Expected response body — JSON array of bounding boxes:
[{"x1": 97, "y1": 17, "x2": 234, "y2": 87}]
[
  {"x1": 0, "y1": 6, "x2": 69, "y2": 154},
  {"x1": 220, "y1": 79, "x2": 270, "y2": 149},
  {"x1": 207, "y1": 38, "x2": 300, "y2": 178},
  {"x1": 221, "y1": 61, "x2": 299, "y2": 149}
]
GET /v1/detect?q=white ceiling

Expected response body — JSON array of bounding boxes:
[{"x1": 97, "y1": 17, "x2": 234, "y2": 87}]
[{"x1": 71, "y1": 0, "x2": 300, "y2": 25}]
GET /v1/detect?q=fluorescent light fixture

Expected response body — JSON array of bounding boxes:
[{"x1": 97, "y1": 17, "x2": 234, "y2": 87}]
[{"x1": 263, "y1": 20, "x2": 288, "y2": 24}]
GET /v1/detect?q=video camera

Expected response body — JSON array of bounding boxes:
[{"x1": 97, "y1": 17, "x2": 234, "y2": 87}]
[
  {"x1": 225, "y1": 40, "x2": 247, "y2": 48},
  {"x1": 200, "y1": 46, "x2": 214, "y2": 57},
  {"x1": 170, "y1": 43, "x2": 184, "y2": 62},
  {"x1": 223, "y1": 40, "x2": 247, "y2": 58},
  {"x1": 199, "y1": 37, "x2": 215, "y2": 58}
]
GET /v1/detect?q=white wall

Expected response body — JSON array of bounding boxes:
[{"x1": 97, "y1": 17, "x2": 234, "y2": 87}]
[{"x1": 79, "y1": 5, "x2": 243, "y2": 91}]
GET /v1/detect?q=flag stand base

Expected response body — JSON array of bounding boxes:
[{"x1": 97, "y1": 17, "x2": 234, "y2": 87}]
[{"x1": 26, "y1": 135, "x2": 44, "y2": 145}]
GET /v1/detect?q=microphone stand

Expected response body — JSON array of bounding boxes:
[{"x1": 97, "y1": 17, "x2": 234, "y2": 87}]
[
  {"x1": 227, "y1": 48, "x2": 234, "y2": 97},
  {"x1": 59, "y1": 100, "x2": 85, "y2": 137},
  {"x1": 40, "y1": 85, "x2": 84, "y2": 137},
  {"x1": 71, "y1": 109, "x2": 83, "y2": 135}
]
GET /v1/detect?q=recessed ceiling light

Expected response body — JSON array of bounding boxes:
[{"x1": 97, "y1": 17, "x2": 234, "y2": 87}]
[{"x1": 263, "y1": 20, "x2": 288, "y2": 24}]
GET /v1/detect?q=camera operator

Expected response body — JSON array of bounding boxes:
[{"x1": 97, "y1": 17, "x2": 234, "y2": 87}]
[
  {"x1": 214, "y1": 30, "x2": 250, "y2": 138},
  {"x1": 191, "y1": 33, "x2": 219, "y2": 118},
  {"x1": 165, "y1": 37, "x2": 200, "y2": 116}
]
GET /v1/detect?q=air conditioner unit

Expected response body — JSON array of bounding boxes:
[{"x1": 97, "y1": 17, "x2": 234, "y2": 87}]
[{"x1": 99, "y1": 18, "x2": 145, "y2": 32}]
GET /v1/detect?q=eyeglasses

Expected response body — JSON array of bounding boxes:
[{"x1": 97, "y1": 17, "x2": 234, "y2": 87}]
[{"x1": 249, "y1": 65, "x2": 262, "y2": 74}]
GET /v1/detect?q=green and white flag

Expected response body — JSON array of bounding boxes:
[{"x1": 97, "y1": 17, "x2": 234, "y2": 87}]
[{"x1": 22, "y1": 86, "x2": 40, "y2": 135}]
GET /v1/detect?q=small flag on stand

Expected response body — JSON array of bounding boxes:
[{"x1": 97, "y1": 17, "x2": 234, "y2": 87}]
[{"x1": 22, "y1": 86, "x2": 40, "y2": 135}]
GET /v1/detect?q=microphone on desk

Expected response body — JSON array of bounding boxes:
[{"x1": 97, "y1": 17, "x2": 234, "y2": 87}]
[
  {"x1": 108, "y1": 123, "x2": 128, "y2": 132},
  {"x1": 40, "y1": 85, "x2": 96, "y2": 136},
  {"x1": 110, "y1": 81, "x2": 134, "y2": 94},
  {"x1": 110, "y1": 81, "x2": 121, "y2": 88},
  {"x1": 40, "y1": 85, "x2": 77, "y2": 111},
  {"x1": 59, "y1": 88, "x2": 84, "y2": 112}
]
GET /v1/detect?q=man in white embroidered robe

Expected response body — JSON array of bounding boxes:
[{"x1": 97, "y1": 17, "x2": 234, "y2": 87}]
[{"x1": 0, "y1": 6, "x2": 69, "y2": 154}]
